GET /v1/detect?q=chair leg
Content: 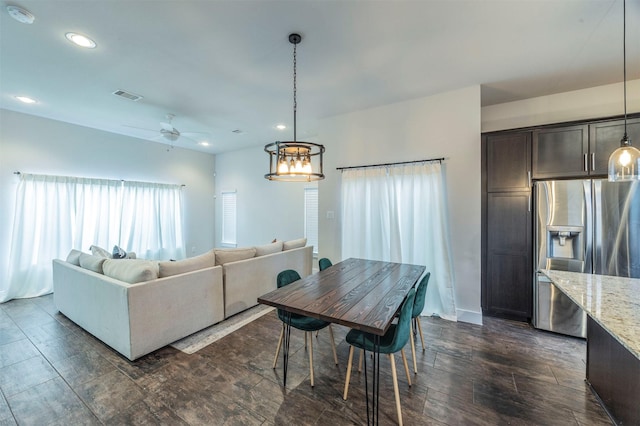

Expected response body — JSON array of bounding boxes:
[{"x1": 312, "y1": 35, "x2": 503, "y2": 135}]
[
  {"x1": 388, "y1": 354, "x2": 403, "y2": 426},
  {"x1": 416, "y1": 317, "x2": 425, "y2": 351},
  {"x1": 400, "y1": 348, "x2": 411, "y2": 387},
  {"x1": 328, "y1": 325, "x2": 339, "y2": 365},
  {"x1": 273, "y1": 323, "x2": 284, "y2": 369},
  {"x1": 343, "y1": 346, "x2": 355, "y2": 400},
  {"x1": 307, "y1": 331, "x2": 314, "y2": 387},
  {"x1": 305, "y1": 331, "x2": 308, "y2": 349},
  {"x1": 410, "y1": 320, "x2": 418, "y2": 374}
]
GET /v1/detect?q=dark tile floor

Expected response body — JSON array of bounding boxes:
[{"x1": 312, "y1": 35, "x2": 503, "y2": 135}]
[{"x1": 0, "y1": 294, "x2": 612, "y2": 425}]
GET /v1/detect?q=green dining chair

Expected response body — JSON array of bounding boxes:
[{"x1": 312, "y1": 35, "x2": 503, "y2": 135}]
[
  {"x1": 409, "y1": 272, "x2": 430, "y2": 374},
  {"x1": 318, "y1": 257, "x2": 333, "y2": 271},
  {"x1": 272, "y1": 269, "x2": 338, "y2": 387},
  {"x1": 343, "y1": 288, "x2": 416, "y2": 426}
]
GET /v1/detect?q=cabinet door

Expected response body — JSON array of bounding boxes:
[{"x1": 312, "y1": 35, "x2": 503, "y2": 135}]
[
  {"x1": 483, "y1": 192, "x2": 532, "y2": 319},
  {"x1": 589, "y1": 118, "x2": 640, "y2": 176},
  {"x1": 532, "y1": 125, "x2": 589, "y2": 179},
  {"x1": 484, "y1": 132, "x2": 531, "y2": 192}
]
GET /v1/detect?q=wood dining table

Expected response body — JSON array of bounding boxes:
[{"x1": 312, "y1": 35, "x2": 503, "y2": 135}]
[{"x1": 258, "y1": 257, "x2": 426, "y2": 425}]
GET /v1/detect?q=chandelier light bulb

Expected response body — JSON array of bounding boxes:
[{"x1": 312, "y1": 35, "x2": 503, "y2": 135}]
[{"x1": 618, "y1": 149, "x2": 631, "y2": 167}]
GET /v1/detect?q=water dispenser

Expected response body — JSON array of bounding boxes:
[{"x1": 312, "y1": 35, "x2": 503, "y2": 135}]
[{"x1": 547, "y1": 225, "x2": 584, "y2": 262}]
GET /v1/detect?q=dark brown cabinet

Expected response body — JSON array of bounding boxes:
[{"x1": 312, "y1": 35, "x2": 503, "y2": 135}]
[
  {"x1": 482, "y1": 114, "x2": 640, "y2": 322},
  {"x1": 532, "y1": 125, "x2": 589, "y2": 179},
  {"x1": 486, "y1": 132, "x2": 531, "y2": 192},
  {"x1": 482, "y1": 132, "x2": 532, "y2": 320},
  {"x1": 589, "y1": 117, "x2": 640, "y2": 175}
]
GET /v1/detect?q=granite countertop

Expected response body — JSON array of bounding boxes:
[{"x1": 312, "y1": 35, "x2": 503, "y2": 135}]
[{"x1": 541, "y1": 270, "x2": 640, "y2": 360}]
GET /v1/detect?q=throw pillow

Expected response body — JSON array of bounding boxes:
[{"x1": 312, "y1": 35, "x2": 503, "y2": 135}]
[
  {"x1": 103, "y1": 259, "x2": 159, "y2": 284},
  {"x1": 283, "y1": 238, "x2": 307, "y2": 250},
  {"x1": 66, "y1": 249, "x2": 83, "y2": 266},
  {"x1": 255, "y1": 241, "x2": 283, "y2": 256},
  {"x1": 158, "y1": 250, "x2": 216, "y2": 278},
  {"x1": 89, "y1": 245, "x2": 111, "y2": 258},
  {"x1": 79, "y1": 253, "x2": 107, "y2": 274},
  {"x1": 214, "y1": 247, "x2": 257, "y2": 265},
  {"x1": 112, "y1": 245, "x2": 127, "y2": 259}
]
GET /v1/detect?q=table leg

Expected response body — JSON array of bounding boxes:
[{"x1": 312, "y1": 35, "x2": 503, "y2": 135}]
[
  {"x1": 362, "y1": 334, "x2": 381, "y2": 425},
  {"x1": 282, "y1": 312, "x2": 292, "y2": 387}
]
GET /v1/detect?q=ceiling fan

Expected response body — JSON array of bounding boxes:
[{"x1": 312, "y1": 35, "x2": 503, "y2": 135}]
[{"x1": 124, "y1": 113, "x2": 209, "y2": 147}]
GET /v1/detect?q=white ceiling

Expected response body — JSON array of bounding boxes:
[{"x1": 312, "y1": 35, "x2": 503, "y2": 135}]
[{"x1": 1, "y1": 0, "x2": 638, "y2": 154}]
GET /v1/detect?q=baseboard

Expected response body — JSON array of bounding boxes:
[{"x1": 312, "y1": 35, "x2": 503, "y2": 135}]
[{"x1": 456, "y1": 309, "x2": 483, "y2": 325}]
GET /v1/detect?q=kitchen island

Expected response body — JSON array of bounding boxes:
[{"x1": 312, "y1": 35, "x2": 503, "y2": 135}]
[{"x1": 541, "y1": 270, "x2": 640, "y2": 425}]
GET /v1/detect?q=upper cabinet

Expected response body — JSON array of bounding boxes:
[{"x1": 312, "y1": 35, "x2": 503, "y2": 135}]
[
  {"x1": 532, "y1": 125, "x2": 589, "y2": 179},
  {"x1": 485, "y1": 132, "x2": 531, "y2": 192},
  {"x1": 590, "y1": 117, "x2": 640, "y2": 175},
  {"x1": 532, "y1": 118, "x2": 640, "y2": 179}
]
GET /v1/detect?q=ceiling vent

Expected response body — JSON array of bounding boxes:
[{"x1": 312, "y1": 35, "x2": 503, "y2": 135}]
[{"x1": 112, "y1": 90, "x2": 143, "y2": 102}]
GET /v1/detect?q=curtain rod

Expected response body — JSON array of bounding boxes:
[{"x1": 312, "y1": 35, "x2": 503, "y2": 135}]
[
  {"x1": 336, "y1": 157, "x2": 445, "y2": 171},
  {"x1": 13, "y1": 171, "x2": 185, "y2": 187}
]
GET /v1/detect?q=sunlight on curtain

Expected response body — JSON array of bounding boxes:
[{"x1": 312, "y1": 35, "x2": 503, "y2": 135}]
[
  {"x1": 341, "y1": 162, "x2": 457, "y2": 321},
  {"x1": 2, "y1": 174, "x2": 184, "y2": 303}
]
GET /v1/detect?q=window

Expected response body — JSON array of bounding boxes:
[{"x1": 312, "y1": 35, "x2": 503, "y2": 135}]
[
  {"x1": 3, "y1": 173, "x2": 184, "y2": 302},
  {"x1": 304, "y1": 187, "x2": 318, "y2": 254},
  {"x1": 221, "y1": 190, "x2": 237, "y2": 246}
]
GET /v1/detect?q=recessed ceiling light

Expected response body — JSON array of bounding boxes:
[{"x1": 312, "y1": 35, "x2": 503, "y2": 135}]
[
  {"x1": 276, "y1": 124, "x2": 287, "y2": 130},
  {"x1": 7, "y1": 5, "x2": 34, "y2": 24},
  {"x1": 65, "y1": 32, "x2": 96, "y2": 48},
  {"x1": 15, "y1": 96, "x2": 37, "y2": 104},
  {"x1": 199, "y1": 141, "x2": 210, "y2": 147}
]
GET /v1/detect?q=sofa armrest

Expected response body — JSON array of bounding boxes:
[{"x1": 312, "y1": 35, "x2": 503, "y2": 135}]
[{"x1": 53, "y1": 259, "x2": 133, "y2": 358}]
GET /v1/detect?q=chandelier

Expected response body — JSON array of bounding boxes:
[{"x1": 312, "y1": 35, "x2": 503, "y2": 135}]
[{"x1": 265, "y1": 33, "x2": 325, "y2": 182}]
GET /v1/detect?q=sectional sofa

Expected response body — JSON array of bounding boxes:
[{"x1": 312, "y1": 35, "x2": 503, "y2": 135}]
[{"x1": 52, "y1": 240, "x2": 312, "y2": 360}]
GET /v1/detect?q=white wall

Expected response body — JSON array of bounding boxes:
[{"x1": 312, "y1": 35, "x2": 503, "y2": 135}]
[
  {"x1": 0, "y1": 109, "x2": 216, "y2": 286},
  {"x1": 318, "y1": 86, "x2": 483, "y2": 324},
  {"x1": 482, "y1": 79, "x2": 640, "y2": 132},
  {"x1": 214, "y1": 146, "x2": 309, "y2": 247}
]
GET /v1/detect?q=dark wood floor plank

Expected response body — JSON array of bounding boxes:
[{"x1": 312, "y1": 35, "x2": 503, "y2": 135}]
[{"x1": 0, "y1": 294, "x2": 613, "y2": 425}]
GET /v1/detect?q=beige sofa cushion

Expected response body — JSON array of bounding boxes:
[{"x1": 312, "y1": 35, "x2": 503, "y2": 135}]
[
  {"x1": 89, "y1": 245, "x2": 111, "y2": 258},
  {"x1": 66, "y1": 249, "x2": 83, "y2": 266},
  {"x1": 103, "y1": 259, "x2": 159, "y2": 284},
  {"x1": 255, "y1": 241, "x2": 283, "y2": 256},
  {"x1": 79, "y1": 253, "x2": 107, "y2": 273},
  {"x1": 215, "y1": 247, "x2": 256, "y2": 265},
  {"x1": 283, "y1": 238, "x2": 307, "y2": 250},
  {"x1": 158, "y1": 250, "x2": 216, "y2": 278}
]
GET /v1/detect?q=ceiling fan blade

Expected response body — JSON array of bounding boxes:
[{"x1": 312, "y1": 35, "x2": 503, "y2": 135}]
[{"x1": 122, "y1": 124, "x2": 158, "y2": 133}]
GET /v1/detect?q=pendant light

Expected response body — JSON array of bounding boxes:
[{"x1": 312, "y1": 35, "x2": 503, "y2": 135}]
[
  {"x1": 608, "y1": 0, "x2": 640, "y2": 181},
  {"x1": 265, "y1": 33, "x2": 325, "y2": 182}
]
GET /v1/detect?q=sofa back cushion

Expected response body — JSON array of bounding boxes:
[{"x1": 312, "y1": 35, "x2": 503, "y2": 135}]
[
  {"x1": 158, "y1": 250, "x2": 216, "y2": 278},
  {"x1": 66, "y1": 249, "x2": 84, "y2": 266},
  {"x1": 255, "y1": 241, "x2": 283, "y2": 256},
  {"x1": 79, "y1": 253, "x2": 107, "y2": 274},
  {"x1": 215, "y1": 247, "x2": 256, "y2": 265},
  {"x1": 283, "y1": 238, "x2": 307, "y2": 251},
  {"x1": 89, "y1": 245, "x2": 112, "y2": 258},
  {"x1": 103, "y1": 259, "x2": 159, "y2": 284}
]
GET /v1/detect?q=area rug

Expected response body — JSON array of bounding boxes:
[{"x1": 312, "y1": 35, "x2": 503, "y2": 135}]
[{"x1": 171, "y1": 305, "x2": 275, "y2": 354}]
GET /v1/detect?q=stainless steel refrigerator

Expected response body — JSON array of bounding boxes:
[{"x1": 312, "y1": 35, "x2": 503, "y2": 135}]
[{"x1": 533, "y1": 179, "x2": 640, "y2": 338}]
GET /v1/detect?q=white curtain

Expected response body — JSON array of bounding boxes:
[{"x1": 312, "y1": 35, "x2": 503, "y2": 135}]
[
  {"x1": 2, "y1": 174, "x2": 185, "y2": 303},
  {"x1": 341, "y1": 162, "x2": 457, "y2": 321}
]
